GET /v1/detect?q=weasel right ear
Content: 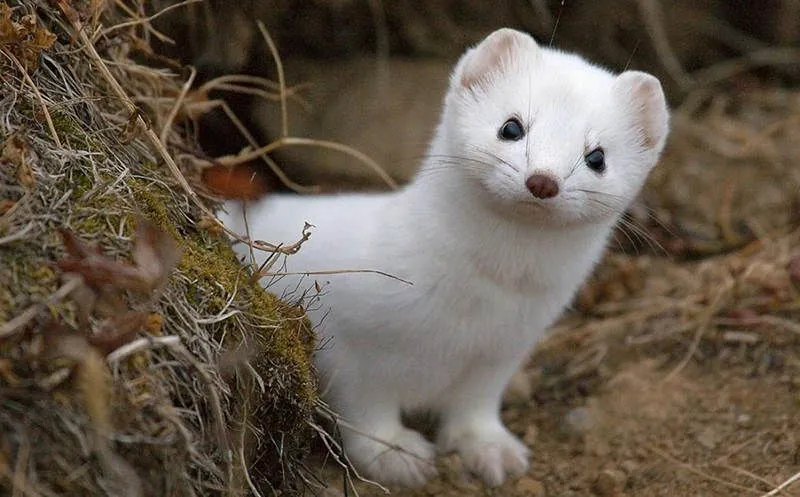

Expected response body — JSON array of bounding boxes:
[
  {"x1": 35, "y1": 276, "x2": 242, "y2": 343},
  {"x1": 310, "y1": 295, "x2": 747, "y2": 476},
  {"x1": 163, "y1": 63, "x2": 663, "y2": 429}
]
[
  {"x1": 613, "y1": 71, "x2": 670, "y2": 152},
  {"x1": 455, "y1": 28, "x2": 538, "y2": 91}
]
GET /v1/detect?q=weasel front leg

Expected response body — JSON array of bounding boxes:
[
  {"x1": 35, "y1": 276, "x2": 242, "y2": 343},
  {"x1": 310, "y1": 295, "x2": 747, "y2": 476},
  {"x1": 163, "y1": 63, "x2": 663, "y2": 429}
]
[
  {"x1": 331, "y1": 381, "x2": 438, "y2": 487},
  {"x1": 435, "y1": 359, "x2": 530, "y2": 486}
]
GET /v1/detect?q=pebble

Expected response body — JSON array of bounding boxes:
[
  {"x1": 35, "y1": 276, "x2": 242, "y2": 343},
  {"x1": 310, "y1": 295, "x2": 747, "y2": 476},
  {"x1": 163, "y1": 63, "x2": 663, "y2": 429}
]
[
  {"x1": 524, "y1": 424, "x2": 539, "y2": 445},
  {"x1": 561, "y1": 406, "x2": 595, "y2": 436},
  {"x1": 620, "y1": 459, "x2": 639, "y2": 474},
  {"x1": 592, "y1": 468, "x2": 628, "y2": 496},
  {"x1": 505, "y1": 370, "x2": 534, "y2": 405},
  {"x1": 736, "y1": 413, "x2": 752, "y2": 427},
  {"x1": 696, "y1": 426, "x2": 718, "y2": 450},
  {"x1": 515, "y1": 476, "x2": 546, "y2": 496}
]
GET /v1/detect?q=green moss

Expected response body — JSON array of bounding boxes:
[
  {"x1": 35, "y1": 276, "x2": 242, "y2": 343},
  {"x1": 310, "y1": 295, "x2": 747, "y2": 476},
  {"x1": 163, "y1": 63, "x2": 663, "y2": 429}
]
[
  {"x1": 50, "y1": 109, "x2": 102, "y2": 152},
  {"x1": 129, "y1": 178, "x2": 178, "y2": 237},
  {"x1": 0, "y1": 245, "x2": 62, "y2": 325},
  {"x1": 129, "y1": 175, "x2": 316, "y2": 407}
]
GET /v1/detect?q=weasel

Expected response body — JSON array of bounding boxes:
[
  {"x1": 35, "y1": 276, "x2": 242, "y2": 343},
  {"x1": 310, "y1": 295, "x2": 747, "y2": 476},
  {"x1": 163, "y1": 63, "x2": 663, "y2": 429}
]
[{"x1": 218, "y1": 28, "x2": 670, "y2": 488}]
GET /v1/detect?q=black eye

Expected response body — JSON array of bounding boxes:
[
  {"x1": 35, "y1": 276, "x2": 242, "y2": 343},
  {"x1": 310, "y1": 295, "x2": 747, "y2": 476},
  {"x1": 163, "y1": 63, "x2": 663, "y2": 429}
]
[
  {"x1": 585, "y1": 148, "x2": 605, "y2": 173},
  {"x1": 499, "y1": 118, "x2": 524, "y2": 141}
]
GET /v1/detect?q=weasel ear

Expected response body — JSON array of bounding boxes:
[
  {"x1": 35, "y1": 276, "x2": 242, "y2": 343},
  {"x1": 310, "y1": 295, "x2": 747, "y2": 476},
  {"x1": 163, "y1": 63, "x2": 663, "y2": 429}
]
[
  {"x1": 455, "y1": 28, "x2": 538, "y2": 91},
  {"x1": 613, "y1": 71, "x2": 670, "y2": 151}
]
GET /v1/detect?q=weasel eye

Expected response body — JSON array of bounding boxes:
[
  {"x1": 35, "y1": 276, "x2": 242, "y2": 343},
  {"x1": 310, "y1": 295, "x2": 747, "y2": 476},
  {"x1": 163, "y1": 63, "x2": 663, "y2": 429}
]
[
  {"x1": 499, "y1": 118, "x2": 524, "y2": 141},
  {"x1": 585, "y1": 148, "x2": 605, "y2": 173}
]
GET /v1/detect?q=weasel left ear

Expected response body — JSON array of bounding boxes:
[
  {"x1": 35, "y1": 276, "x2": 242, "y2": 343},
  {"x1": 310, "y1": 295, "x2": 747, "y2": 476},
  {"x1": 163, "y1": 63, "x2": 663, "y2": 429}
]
[
  {"x1": 613, "y1": 71, "x2": 670, "y2": 151},
  {"x1": 455, "y1": 28, "x2": 539, "y2": 91}
]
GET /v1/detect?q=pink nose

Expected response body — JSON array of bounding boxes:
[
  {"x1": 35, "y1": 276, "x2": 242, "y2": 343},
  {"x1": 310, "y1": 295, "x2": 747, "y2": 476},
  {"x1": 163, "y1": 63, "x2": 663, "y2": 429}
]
[{"x1": 526, "y1": 174, "x2": 559, "y2": 199}]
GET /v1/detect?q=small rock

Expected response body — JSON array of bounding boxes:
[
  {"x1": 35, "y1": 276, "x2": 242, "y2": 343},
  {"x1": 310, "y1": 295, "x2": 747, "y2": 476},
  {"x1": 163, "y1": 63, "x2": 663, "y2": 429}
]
[
  {"x1": 515, "y1": 476, "x2": 546, "y2": 496},
  {"x1": 586, "y1": 436, "x2": 611, "y2": 457},
  {"x1": 592, "y1": 468, "x2": 628, "y2": 496},
  {"x1": 620, "y1": 459, "x2": 639, "y2": 474},
  {"x1": 735, "y1": 413, "x2": 752, "y2": 427},
  {"x1": 561, "y1": 406, "x2": 595, "y2": 436},
  {"x1": 504, "y1": 370, "x2": 534, "y2": 405},
  {"x1": 524, "y1": 424, "x2": 539, "y2": 445},
  {"x1": 696, "y1": 426, "x2": 718, "y2": 450}
]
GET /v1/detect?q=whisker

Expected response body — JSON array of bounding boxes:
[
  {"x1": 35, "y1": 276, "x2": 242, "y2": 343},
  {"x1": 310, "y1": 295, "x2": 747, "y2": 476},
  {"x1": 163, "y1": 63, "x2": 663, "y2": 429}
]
[
  {"x1": 580, "y1": 195, "x2": 666, "y2": 255},
  {"x1": 576, "y1": 188, "x2": 679, "y2": 243},
  {"x1": 468, "y1": 145, "x2": 521, "y2": 173}
]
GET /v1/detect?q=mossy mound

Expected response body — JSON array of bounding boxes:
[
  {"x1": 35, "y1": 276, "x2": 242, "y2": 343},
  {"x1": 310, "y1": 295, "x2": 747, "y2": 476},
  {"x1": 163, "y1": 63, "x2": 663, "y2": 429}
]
[{"x1": 0, "y1": 1, "x2": 316, "y2": 495}]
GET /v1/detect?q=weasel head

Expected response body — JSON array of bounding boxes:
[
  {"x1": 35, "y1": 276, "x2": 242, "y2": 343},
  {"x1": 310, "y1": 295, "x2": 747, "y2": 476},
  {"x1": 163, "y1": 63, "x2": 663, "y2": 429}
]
[{"x1": 433, "y1": 28, "x2": 670, "y2": 227}]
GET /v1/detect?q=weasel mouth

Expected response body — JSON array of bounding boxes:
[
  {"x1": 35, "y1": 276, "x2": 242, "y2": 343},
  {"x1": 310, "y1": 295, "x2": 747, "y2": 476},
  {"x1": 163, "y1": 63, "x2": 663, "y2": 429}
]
[{"x1": 517, "y1": 198, "x2": 547, "y2": 208}]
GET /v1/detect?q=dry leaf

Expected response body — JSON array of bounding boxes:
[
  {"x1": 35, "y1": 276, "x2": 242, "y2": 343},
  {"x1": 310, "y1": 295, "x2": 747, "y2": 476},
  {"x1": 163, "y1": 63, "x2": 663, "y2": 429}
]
[
  {"x1": 132, "y1": 217, "x2": 181, "y2": 289},
  {"x1": 42, "y1": 323, "x2": 143, "y2": 496},
  {"x1": 1, "y1": 133, "x2": 34, "y2": 188},
  {"x1": 42, "y1": 327, "x2": 112, "y2": 434},
  {"x1": 0, "y1": 199, "x2": 15, "y2": 216},
  {"x1": 88, "y1": 311, "x2": 147, "y2": 355},
  {"x1": 57, "y1": 218, "x2": 181, "y2": 295},
  {"x1": 0, "y1": 4, "x2": 56, "y2": 71},
  {"x1": 201, "y1": 161, "x2": 273, "y2": 200},
  {"x1": 58, "y1": 230, "x2": 147, "y2": 291},
  {"x1": 144, "y1": 313, "x2": 163, "y2": 335}
]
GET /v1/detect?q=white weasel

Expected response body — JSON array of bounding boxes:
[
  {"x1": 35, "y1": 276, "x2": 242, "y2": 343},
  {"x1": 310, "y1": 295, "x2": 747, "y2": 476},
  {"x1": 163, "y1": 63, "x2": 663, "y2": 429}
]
[{"x1": 219, "y1": 28, "x2": 670, "y2": 487}]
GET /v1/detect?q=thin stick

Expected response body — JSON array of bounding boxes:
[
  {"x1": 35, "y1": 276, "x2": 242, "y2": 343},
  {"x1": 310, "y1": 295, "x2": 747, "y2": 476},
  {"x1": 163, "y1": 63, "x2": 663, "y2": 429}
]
[
  {"x1": 0, "y1": 277, "x2": 82, "y2": 339},
  {"x1": 647, "y1": 445, "x2": 761, "y2": 494},
  {"x1": 662, "y1": 284, "x2": 729, "y2": 383},
  {"x1": 759, "y1": 471, "x2": 800, "y2": 497},
  {"x1": 219, "y1": 136, "x2": 398, "y2": 189},
  {"x1": 258, "y1": 269, "x2": 414, "y2": 286},
  {"x1": 690, "y1": 47, "x2": 800, "y2": 88},
  {"x1": 111, "y1": 0, "x2": 175, "y2": 44},
  {"x1": 255, "y1": 21, "x2": 288, "y2": 138},
  {"x1": 105, "y1": 335, "x2": 182, "y2": 363},
  {"x1": 169, "y1": 343, "x2": 234, "y2": 495},
  {"x1": 0, "y1": 222, "x2": 35, "y2": 246},
  {"x1": 635, "y1": 0, "x2": 694, "y2": 90},
  {"x1": 2, "y1": 51, "x2": 62, "y2": 148},
  {"x1": 100, "y1": 0, "x2": 202, "y2": 38},
  {"x1": 160, "y1": 66, "x2": 196, "y2": 145}
]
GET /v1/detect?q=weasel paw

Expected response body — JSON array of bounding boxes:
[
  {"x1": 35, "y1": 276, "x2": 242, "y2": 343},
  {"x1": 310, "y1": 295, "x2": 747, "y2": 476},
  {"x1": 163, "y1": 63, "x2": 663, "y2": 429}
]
[
  {"x1": 440, "y1": 425, "x2": 529, "y2": 487},
  {"x1": 346, "y1": 428, "x2": 438, "y2": 487}
]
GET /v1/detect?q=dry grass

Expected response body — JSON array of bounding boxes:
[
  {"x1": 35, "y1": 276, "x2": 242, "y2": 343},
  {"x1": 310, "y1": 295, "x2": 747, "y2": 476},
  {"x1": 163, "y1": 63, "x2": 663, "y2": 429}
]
[{"x1": 0, "y1": 1, "x2": 318, "y2": 495}]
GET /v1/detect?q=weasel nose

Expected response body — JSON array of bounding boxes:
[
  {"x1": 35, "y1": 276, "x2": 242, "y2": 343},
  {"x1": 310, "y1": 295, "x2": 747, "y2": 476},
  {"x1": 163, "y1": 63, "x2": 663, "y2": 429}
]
[{"x1": 526, "y1": 174, "x2": 559, "y2": 199}]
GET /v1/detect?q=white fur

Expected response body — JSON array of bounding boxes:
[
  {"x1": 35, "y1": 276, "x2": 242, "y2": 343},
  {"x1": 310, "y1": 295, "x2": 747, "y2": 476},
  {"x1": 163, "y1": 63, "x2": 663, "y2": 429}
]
[{"x1": 218, "y1": 28, "x2": 669, "y2": 488}]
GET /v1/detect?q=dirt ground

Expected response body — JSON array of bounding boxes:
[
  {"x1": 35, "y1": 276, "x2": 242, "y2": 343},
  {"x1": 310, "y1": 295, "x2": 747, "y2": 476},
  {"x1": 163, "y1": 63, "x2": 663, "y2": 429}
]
[{"x1": 316, "y1": 350, "x2": 798, "y2": 497}]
